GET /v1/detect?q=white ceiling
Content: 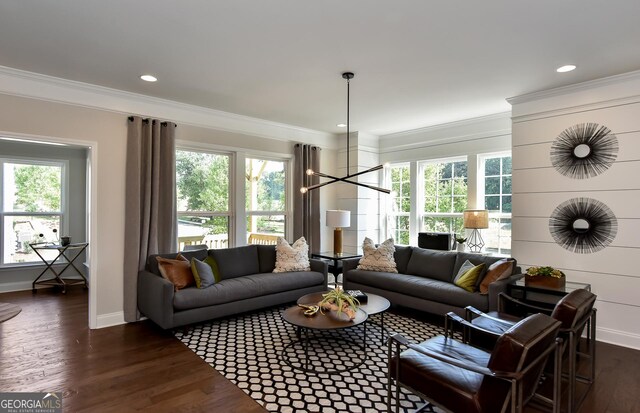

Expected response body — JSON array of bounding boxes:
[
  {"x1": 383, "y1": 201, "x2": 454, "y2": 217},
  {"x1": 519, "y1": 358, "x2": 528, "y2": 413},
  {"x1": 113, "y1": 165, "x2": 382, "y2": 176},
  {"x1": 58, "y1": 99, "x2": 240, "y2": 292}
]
[{"x1": 1, "y1": 1, "x2": 639, "y2": 136}]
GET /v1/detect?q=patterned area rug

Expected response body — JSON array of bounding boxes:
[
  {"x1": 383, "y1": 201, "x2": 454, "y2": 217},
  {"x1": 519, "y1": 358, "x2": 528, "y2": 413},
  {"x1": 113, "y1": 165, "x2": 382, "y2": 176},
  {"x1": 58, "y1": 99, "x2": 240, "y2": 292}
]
[{"x1": 176, "y1": 305, "x2": 453, "y2": 413}]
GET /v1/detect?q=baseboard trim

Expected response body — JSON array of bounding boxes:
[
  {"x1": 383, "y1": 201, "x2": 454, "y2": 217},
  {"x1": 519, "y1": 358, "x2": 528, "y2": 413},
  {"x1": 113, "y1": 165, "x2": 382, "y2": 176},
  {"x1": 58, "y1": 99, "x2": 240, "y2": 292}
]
[
  {"x1": 597, "y1": 327, "x2": 640, "y2": 350},
  {"x1": 0, "y1": 281, "x2": 35, "y2": 293},
  {"x1": 95, "y1": 311, "x2": 125, "y2": 329}
]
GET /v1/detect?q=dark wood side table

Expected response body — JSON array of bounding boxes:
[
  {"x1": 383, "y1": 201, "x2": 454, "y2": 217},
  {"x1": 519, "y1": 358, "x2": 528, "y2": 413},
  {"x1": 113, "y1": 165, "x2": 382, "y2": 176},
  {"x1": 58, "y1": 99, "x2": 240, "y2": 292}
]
[
  {"x1": 507, "y1": 278, "x2": 591, "y2": 309},
  {"x1": 311, "y1": 252, "x2": 362, "y2": 286}
]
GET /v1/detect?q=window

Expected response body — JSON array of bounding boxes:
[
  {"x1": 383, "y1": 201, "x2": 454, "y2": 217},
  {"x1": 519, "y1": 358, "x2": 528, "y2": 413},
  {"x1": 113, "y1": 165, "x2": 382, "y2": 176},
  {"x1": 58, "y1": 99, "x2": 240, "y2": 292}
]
[
  {"x1": 1, "y1": 159, "x2": 65, "y2": 264},
  {"x1": 420, "y1": 158, "x2": 467, "y2": 236},
  {"x1": 176, "y1": 150, "x2": 231, "y2": 250},
  {"x1": 246, "y1": 158, "x2": 287, "y2": 242},
  {"x1": 480, "y1": 154, "x2": 512, "y2": 255},
  {"x1": 387, "y1": 164, "x2": 410, "y2": 245}
]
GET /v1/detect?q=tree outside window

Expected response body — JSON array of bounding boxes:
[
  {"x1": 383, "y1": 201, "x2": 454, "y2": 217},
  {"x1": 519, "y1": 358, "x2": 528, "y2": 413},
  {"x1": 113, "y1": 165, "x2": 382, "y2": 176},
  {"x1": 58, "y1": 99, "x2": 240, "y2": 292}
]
[
  {"x1": 387, "y1": 164, "x2": 410, "y2": 245},
  {"x1": 1, "y1": 161, "x2": 64, "y2": 264},
  {"x1": 246, "y1": 158, "x2": 286, "y2": 241},
  {"x1": 421, "y1": 159, "x2": 467, "y2": 237},
  {"x1": 176, "y1": 150, "x2": 230, "y2": 249},
  {"x1": 482, "y1": 155, "x2": 512, "y2": 255}
]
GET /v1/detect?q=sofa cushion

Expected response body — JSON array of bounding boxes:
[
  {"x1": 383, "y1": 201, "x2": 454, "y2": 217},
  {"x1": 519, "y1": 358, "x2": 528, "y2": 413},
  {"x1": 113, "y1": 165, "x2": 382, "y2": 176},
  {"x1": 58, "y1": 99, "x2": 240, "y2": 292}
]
[
  {"x1": 406, "y1": 248, "x2": 457, "y2": 282},
  {"x1": 479, "y1": 258, "x2": 515, "y2": 294},
  {"x1": 147, "y1": 249, "x2": 208, "y2": 276},
  {"x1": 191, "y1": 257, "x2": 216, "y2": 289},
  {"x1": 273, "y1": 237, "x2": 310, "y2": 273},
  {"x1": 257, "y1": 245, "x2": 277, "y2": 273},
  {"x1": 209, "y1": 245, "x2": 260, "y2": 280},
  {"x1": 453, "y1": 260, "x2": 486, "y2": 292},
  {"x1": 394, "y1": 245, "x2": 414, "y2": 274},
  {"x1": 156, "y1": 255, "x2": 195, "y2": 290},
  {"x1": 357, "y1": 237, "x2": 398, "y2": 273},
  {"x1": 173, "y1": 271, "x2": 324, "y2": 310},
  {"x1": 452, "y1": 253, "x2": 505, "y2": 287},
  {"x1": 346, "y1": 269, "x2": 488, "y2": 310}
]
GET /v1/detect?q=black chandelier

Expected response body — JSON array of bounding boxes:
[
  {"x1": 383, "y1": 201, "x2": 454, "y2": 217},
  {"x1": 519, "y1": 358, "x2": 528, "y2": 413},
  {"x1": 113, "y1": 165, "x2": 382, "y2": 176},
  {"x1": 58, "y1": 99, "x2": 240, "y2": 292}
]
[{"x1": 300, "y1": 72, "x2": 390, "y2": 194}]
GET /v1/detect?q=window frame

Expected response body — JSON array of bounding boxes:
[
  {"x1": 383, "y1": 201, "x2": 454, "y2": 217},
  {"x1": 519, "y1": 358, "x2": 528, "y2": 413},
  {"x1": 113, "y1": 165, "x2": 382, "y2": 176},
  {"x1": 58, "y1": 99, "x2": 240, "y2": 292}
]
[
  {"x1": 385, "y1": 162, "x2": 411, "y2": 245},
  {"x1": 478, "y1": 152, "x2": 512, "y2": 256},
  {"x1": 245, "y1": 156, "x2": 290, "y2": 242},
  {"x1": 175, "y1": 147, "x2": 234, "y2": 250},
  {"x1": 0, "y1": 157, "x2": 68, "y2": 267},
  {"x1": 418, "y1": 156, "x2": 468, "y2": 238}
]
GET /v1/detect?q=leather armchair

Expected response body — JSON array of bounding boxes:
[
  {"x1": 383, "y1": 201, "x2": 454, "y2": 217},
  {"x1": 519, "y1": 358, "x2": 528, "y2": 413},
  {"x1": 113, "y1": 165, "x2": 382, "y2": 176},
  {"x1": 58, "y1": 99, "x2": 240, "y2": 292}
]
[
  {"x1": 388, "y1": 313, "x2": 562, "y2": 413},
  {"x1": 446, "y1": 289, "x2": 597, "y2": 413}
]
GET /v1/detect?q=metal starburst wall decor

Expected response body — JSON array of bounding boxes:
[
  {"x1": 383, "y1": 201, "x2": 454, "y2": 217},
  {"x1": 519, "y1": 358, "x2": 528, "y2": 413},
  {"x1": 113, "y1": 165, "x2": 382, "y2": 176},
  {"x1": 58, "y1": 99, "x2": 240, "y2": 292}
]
[
  {"x1": 549, "y1": 197, "x2": 617, "y2": 254},
  {"x1": 550, "y1": 123, "x2": 618, "y2": 179}
]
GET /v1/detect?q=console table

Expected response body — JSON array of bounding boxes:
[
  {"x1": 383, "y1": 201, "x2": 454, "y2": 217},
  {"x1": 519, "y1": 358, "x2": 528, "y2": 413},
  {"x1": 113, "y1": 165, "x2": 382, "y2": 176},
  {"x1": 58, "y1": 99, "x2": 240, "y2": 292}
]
[
  {"x1": 30, "y1": 242, "x2": 89, "y2": 293},
  {"x1": 508, "y1": 278, "x2": 591, "y2": 309}
]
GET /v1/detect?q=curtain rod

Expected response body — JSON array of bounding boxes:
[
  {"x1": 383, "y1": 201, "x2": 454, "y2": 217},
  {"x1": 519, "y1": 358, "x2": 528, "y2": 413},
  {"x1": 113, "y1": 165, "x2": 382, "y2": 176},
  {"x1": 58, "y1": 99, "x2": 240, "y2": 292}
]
[{"x1": 127, "y1": 116, "x2": 176, "y2": 127}]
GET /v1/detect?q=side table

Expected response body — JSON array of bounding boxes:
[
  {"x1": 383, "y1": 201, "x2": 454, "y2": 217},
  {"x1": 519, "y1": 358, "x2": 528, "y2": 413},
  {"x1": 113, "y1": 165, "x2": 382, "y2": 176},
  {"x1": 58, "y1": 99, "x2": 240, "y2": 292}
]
[
  {"x1": 311, "y1": 252, "x2": 361, "y2": 286},
  {"x1": 30, "y1": 242, "x2": 89, "y2": 293}
]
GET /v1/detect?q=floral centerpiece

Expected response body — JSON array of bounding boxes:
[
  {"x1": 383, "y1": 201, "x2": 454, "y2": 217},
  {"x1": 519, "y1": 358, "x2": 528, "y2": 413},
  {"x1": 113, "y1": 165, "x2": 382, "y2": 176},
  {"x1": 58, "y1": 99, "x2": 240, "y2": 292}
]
[
  {"x1": 525, "y1": 266, "x2": 566, "y2": 289},
  {"x1": 317, "y1": 287, "x2": 360, "y2": 320}
]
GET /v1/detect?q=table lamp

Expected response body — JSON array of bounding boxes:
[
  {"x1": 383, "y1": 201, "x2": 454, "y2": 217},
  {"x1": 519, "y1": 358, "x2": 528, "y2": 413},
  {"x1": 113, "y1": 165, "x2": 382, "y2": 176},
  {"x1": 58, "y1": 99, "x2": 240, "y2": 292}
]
[
  {"x1": 326, "y1": 210, "x2": 351, "y2": 255},
  {"x1": 463, "y1": 209, "x2": 489, "y2": 253}
]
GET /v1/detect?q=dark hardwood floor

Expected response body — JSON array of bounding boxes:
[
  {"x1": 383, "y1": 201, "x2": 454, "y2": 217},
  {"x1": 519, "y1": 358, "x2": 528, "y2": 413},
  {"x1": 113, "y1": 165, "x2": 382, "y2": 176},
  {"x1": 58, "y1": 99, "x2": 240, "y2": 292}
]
[{"x1": 0, "y1": 288, "x2": 638, "y2": 412}]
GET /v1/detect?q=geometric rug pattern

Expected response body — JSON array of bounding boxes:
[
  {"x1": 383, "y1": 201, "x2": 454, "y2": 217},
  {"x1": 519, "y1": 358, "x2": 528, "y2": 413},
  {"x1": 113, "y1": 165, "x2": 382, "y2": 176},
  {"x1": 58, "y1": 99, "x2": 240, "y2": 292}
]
[{"x1": 176, "y1": 305, "x2": 456, "y2": 413}]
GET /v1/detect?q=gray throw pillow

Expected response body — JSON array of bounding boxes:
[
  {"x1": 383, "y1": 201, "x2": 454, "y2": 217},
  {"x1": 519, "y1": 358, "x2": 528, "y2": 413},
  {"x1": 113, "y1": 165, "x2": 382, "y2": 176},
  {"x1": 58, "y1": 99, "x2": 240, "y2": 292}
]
[
  {"x1": 191, "y1": 258, "x2": 216, "y2": 289},
  {"x1": 453, "y1": 260, "x2": 476, "y2": 283}
]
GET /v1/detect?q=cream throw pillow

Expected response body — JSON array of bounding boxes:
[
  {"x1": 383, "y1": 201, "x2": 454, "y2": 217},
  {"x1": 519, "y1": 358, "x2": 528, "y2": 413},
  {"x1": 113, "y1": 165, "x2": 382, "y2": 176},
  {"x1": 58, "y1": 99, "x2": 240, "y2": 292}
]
[
  {"x1": 273, "y1": 236, "x2": 311, "y2": 273},
  {"x1": 357, "y1": 237, "x2": 398, "y2": 273}
]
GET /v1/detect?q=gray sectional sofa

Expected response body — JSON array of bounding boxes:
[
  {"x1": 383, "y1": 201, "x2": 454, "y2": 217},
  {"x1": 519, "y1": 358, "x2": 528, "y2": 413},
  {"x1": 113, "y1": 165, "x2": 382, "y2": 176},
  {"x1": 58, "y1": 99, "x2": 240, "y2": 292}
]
[
  {"x1": 343, "y1": 246, "x2": 522, "y2": 317},
  {"x1": 138, "y1": 245, "x2": 328, "y2": 329}
]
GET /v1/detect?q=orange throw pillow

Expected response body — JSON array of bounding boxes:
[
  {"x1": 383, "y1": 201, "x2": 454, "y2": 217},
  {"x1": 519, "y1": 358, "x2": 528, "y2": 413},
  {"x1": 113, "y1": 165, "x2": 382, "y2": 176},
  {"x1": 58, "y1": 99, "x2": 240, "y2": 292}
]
[
  {"x1": 156, "y1": 255, "x2": 194, "y2": 291},
  {"x1": 479, "y1": 259, "x2": 514, "y2": 295}
]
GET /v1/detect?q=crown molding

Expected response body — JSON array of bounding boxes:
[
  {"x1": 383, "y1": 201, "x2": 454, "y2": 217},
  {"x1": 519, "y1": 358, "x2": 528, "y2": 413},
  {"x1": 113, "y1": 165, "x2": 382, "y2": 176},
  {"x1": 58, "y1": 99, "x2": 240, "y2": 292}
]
[
  {"x1": 0, "y1": 65, "x2": 338, "y2": 149},
  {"x1": 378, "y1": 112, "x2": 511, "y2": 153},
  {"x1": 507, "y1": 69, "x2": 640, "y2": 106},
  {"x1": 380, "y1": 112, "x2": 512, "y2": 140}
]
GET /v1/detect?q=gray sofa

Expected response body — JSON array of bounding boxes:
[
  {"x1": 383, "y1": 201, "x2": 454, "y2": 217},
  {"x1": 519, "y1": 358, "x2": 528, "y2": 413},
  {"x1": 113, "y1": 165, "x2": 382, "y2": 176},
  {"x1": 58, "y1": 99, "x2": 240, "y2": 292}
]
[
  {"x1": 138, "y1": 245, "x2": 328, "y2": 329},
  {"x1": 343, "y1": 246, "x2": 523, "y2": 317}
]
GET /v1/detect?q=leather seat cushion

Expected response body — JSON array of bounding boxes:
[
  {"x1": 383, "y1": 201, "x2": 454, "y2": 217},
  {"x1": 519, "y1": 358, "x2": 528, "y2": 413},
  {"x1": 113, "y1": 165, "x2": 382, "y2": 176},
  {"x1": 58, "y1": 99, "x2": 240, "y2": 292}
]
[{"x1": 390, "y1": 336, "x2": 503, "y2": 413}]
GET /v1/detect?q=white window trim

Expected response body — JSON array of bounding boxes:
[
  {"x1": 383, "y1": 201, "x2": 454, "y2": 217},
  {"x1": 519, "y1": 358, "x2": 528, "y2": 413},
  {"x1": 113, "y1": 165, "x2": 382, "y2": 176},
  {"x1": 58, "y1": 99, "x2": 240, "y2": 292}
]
[
  {"x1": 0, "y1": 157, "x2": 68, "y2": 267},
  {"x1": 477, "y1": 151, "x2": 512, "y2": 256}
]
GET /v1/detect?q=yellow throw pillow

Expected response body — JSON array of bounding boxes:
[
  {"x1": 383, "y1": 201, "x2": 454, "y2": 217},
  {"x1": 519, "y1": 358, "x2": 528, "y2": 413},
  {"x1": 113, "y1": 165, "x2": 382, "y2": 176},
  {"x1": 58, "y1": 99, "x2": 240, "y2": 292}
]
[
  {"x1": 203, "y1": 255, "x2": 221, "y2": 283},
  {"x1": 454, "y1": 260, "x2": 486, "y2": 292}
]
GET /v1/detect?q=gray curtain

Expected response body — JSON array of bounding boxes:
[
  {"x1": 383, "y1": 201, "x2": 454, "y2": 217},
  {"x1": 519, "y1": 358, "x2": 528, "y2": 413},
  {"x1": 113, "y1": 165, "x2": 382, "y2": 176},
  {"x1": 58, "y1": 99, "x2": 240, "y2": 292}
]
[
  {"x1": 293, "y1": 144, "x2": 321, "y2": 253},
  {"x1": 123, "y1": 116, "x2": 177, "y2": 322}
]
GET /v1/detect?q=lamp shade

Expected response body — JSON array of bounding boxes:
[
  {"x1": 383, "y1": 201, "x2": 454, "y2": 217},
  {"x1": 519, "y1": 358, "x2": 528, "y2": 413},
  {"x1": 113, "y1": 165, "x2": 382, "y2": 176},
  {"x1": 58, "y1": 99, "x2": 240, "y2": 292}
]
[
  {"x1": 326, "y1": 210, "x2": 350, "y2": 228},
  {"x1": 463, "y1": 209, "x2": 489, "y2": 229}
]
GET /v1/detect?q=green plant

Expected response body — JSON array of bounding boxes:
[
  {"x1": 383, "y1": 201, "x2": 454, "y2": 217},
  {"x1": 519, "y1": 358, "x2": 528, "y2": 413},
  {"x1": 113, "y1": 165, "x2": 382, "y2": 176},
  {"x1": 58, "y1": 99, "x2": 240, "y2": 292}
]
[
  {"x1": 526, "y1": 266, "x2": 565, "y2": 278},
  {"x1": 455, "y1": 236, "x2": 467, "y2": 244},
  {"x1": 318, "y1": 287, "x2": 360, "y2": 320}
]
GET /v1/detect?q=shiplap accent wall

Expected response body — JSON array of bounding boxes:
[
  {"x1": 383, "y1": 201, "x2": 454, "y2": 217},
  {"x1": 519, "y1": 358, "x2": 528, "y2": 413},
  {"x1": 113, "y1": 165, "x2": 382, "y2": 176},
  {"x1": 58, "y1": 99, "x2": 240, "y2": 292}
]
[
  {"x1": 509, "y1": 72, "x2": 640, "y2": 349},
  {"x1": 335, "y1": 132, "x2": 381, "y2": 253}
]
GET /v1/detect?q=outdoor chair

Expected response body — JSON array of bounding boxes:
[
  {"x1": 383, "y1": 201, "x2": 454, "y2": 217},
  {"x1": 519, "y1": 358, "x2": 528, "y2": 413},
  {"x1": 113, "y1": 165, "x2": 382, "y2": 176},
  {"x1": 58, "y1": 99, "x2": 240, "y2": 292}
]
[
  {"x1": 445, "y1": 289, "x2": 597, "y2": 413},
  {"x1": 388, "y1": 313, "x2": 562, "y2": 413}
]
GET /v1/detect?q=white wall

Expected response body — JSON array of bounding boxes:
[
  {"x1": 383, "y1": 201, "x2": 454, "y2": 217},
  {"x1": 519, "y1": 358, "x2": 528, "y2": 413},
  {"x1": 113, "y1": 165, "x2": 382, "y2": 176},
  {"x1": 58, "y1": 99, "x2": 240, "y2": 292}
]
[{"x1": 509, "y1": 70, "x2": 640, "y2": 350}]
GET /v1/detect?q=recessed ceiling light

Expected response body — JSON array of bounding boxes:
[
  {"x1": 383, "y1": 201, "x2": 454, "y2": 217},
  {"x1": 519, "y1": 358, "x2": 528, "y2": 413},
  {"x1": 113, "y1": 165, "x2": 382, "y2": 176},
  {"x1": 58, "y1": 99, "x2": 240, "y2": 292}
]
[
  {"x1": 337, "y1": 123, "x2": 347, "y2": 128},
  {"x1": 556, "y1": 65, "x2": 576, "y2": 73},
  {"x1": 140, "y1": 74, "x2": 157, "y2": 82}
]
